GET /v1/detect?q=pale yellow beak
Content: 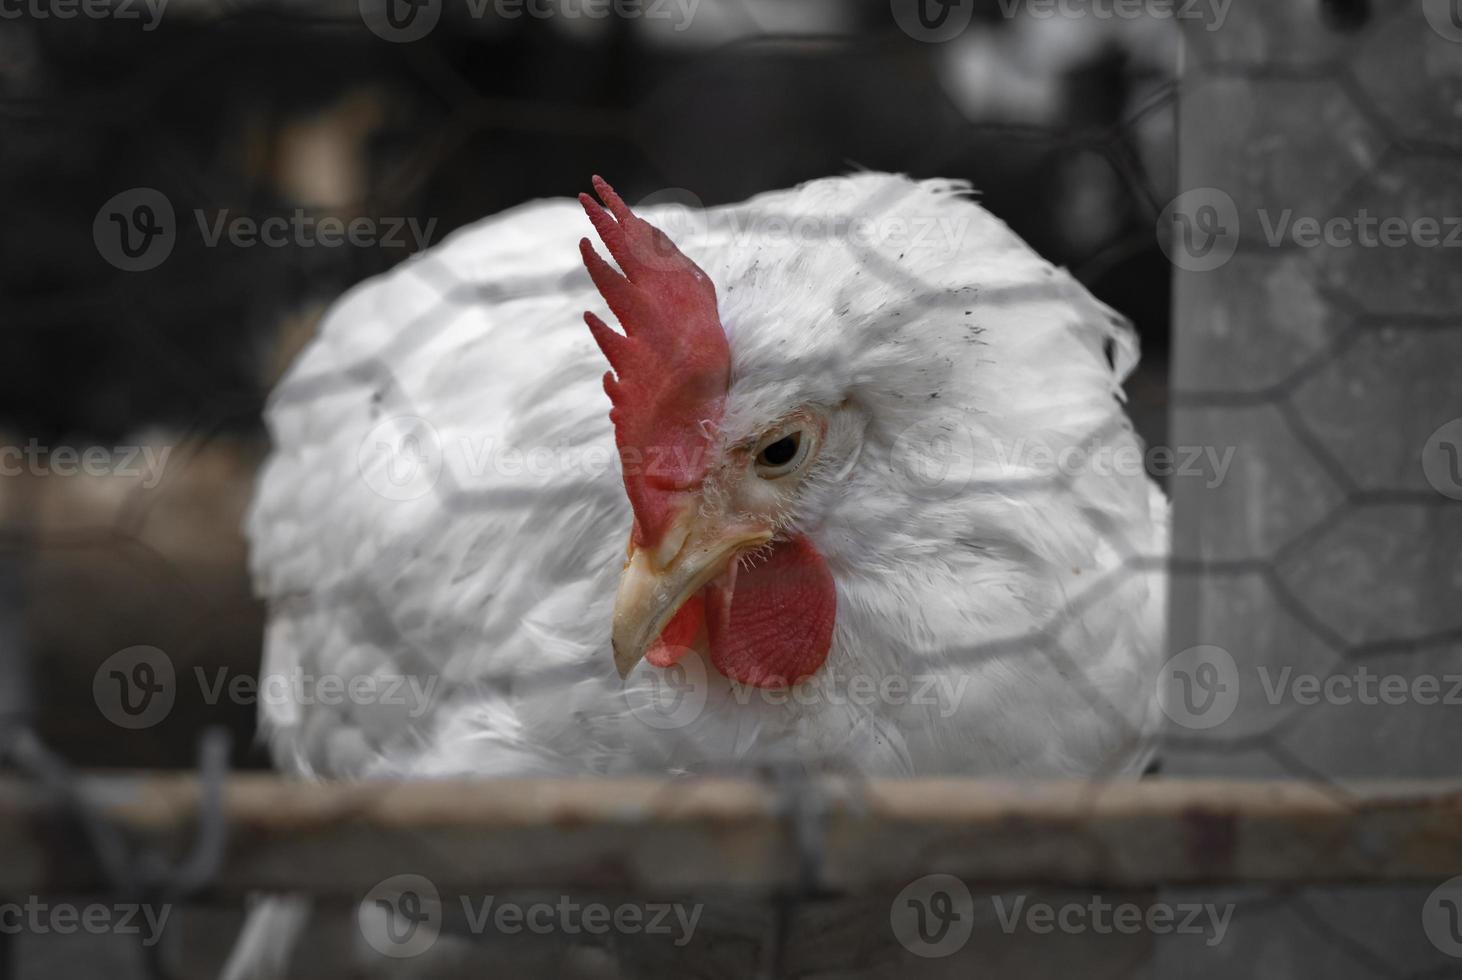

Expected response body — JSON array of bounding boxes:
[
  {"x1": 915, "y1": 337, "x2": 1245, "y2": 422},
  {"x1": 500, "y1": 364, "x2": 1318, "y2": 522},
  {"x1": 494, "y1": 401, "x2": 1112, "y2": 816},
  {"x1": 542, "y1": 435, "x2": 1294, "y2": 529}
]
[{"x1": 611, "y1": 509, "x2": 772, "y2": 678}]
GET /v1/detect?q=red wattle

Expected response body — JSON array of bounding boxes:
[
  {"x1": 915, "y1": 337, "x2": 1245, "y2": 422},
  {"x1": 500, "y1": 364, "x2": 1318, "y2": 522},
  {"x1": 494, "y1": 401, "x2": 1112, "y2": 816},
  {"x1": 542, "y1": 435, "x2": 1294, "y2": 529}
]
[
  {"x1": 705, "y1": 535, "x2": 836, "y2": 689},
  {"x1": 646, "y1": 593, "x2": 704, "y2": 668}
]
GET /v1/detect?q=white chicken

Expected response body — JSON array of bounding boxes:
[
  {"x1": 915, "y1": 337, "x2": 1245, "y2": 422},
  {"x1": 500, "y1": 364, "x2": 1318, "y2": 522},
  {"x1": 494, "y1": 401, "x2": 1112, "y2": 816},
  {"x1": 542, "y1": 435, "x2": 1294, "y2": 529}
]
[
  {"x1": 227, "y1": 172, "x2": 1169, "y2": 980},
  {"x1": 245, "y1": 172, "x2": 1166, "y2": 784}
]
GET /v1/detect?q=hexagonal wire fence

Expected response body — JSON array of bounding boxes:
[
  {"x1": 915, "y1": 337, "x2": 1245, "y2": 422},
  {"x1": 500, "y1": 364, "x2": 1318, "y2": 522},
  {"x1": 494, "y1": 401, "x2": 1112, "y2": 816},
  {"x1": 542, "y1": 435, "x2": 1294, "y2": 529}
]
[{"x1": 0, "y1": 0, "x2": 1460, "y2": 978}]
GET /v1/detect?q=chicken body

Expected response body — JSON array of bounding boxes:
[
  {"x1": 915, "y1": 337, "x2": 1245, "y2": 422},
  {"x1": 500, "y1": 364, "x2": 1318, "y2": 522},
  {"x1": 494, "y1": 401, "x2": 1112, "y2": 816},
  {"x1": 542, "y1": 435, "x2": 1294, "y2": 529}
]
[{"x1": 247, "y1": 173, "x2": 1168, "y2": 782}]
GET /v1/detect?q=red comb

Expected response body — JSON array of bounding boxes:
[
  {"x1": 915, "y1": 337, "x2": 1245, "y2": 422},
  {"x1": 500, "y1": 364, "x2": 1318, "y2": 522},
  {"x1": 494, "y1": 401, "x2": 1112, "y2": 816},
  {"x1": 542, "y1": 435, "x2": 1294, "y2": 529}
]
[{"x1": 579, "y1": 175, "x2": 731, "y2": 549}]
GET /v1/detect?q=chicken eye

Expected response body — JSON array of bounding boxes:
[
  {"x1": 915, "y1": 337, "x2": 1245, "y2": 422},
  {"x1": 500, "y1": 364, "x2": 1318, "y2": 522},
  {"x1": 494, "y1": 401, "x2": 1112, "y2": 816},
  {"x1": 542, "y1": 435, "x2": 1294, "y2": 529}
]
[{"x1": 754, "y1": 430, "x2": 807, "y2": 478}]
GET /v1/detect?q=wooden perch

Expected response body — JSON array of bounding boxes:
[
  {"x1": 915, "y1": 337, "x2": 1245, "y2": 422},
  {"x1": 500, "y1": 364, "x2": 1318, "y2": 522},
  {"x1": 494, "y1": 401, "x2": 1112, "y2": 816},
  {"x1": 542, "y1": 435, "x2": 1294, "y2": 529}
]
[{"x1": 2, "y1": 775, "x2": 1461, "y2": 897}]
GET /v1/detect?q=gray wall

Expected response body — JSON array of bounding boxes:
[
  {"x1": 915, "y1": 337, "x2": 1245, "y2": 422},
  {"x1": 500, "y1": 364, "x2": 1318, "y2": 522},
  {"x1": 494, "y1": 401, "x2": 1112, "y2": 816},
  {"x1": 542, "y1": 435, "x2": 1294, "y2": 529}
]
[{"x1": 1162, "y1": 1, "x2": 1462, "y2": 976}]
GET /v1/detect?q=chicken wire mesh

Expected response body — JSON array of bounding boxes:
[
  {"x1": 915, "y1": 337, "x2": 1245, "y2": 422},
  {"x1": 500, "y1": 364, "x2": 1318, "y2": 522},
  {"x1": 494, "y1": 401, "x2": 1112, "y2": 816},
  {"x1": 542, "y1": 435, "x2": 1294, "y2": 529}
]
[{"x1": 0, "y1": 0, "x2": 1459, "y2": 978}]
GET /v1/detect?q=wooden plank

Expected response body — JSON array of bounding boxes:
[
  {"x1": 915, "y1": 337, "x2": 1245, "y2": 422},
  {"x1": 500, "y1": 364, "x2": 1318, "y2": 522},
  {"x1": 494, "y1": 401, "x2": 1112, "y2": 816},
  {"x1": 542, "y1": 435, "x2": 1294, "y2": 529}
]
[{"x1": 1, "y1": 775, "x2": 1460, "y2": 896}]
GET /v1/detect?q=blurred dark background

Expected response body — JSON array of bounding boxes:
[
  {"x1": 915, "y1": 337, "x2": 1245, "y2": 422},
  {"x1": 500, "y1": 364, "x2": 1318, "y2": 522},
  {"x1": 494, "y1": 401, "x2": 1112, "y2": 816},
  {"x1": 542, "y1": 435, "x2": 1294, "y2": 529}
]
[{"x1": 0, "y1": 0, "x2": 1176, "y2": 769}]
